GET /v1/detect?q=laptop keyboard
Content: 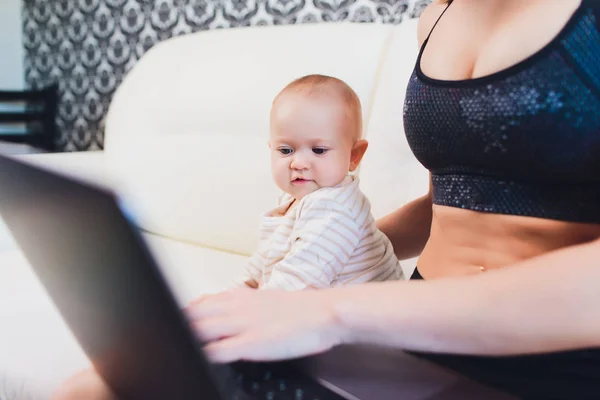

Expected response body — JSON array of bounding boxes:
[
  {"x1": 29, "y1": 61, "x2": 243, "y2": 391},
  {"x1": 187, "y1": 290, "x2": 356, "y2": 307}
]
[{"x1": 215, "y1": 361, "x2": 348, "y2": 400}]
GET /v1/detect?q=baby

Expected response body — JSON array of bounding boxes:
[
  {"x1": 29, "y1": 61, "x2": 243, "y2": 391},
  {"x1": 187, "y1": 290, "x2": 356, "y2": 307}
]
[{"x1": 240, "y1": 74, "x2": 403, "y2": 290}]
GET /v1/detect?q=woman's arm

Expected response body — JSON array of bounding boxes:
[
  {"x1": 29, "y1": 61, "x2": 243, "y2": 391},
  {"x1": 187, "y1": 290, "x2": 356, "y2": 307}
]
[
  {"x1": 376, "y1": 179, "x2": 432, "y2": 260},
  {"x1": 189, "y1": 238, "x2": 600, "y2": 363},
  {"x1": 334, "y1": 237, "x2": 600, "y2": 355}
]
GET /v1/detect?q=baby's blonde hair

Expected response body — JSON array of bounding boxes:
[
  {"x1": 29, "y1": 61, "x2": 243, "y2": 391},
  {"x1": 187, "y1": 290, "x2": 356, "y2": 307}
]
[{"x1": 272, "y1": 74, "x2": 363, "y2": 141}]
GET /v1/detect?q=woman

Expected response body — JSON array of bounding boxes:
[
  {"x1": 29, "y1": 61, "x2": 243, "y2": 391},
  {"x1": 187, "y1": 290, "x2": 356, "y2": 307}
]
[{"x1": 54, "y1": 0, "x2": 600, "y2": 398}]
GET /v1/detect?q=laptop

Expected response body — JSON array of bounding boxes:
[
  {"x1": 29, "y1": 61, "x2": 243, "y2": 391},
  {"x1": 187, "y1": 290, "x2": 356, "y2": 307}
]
[{"x1": 0, "y1": 154, "x2": 357, "y2": 400}]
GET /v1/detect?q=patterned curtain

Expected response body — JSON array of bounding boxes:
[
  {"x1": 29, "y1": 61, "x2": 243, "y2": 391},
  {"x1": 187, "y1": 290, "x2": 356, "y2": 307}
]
[{"x1": 22, "y1": 0, "x2": 431, "y2": 151}]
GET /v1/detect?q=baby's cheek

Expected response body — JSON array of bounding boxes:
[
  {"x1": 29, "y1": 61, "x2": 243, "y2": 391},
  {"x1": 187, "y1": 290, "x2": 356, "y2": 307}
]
[
  {"x1": 273, "y1": 160, "x2": 287, "y2": 173},
  {"x1": 324, "y1": 159, "x2": 348, "y2": 184}
]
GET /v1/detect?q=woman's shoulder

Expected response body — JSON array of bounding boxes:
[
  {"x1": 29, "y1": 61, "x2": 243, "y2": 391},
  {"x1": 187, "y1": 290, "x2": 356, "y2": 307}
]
[{"x1": 417, "y1": 1, "x2": 450, "y2": 48}]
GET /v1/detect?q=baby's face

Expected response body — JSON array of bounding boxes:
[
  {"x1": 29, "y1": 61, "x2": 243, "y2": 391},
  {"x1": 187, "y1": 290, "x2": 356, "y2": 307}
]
[{"x1": 269, "y1": 95, "x2": 355, "y2": 200}]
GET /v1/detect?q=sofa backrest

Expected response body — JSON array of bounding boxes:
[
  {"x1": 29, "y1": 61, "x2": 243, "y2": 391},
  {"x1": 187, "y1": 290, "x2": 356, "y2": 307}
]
[
  {"x1": 105, "y1": 21, "x2": 427, "y2": 257},
  {"x1": 360, "y1": 19, "x2": 429, "y2": 220},
  {"x1": 104, "y1": 22, "x2": 394, "y2": 152}
]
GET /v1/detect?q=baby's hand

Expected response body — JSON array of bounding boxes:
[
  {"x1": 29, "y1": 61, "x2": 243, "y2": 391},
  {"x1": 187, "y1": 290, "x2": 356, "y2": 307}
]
[{"x1": 243, "y1": 279, "x2": 259, "y2": 289}]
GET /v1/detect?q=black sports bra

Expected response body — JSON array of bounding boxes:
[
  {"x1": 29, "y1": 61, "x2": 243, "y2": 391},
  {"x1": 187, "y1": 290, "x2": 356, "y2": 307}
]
[{"x1": 403, "y1": 0, "x2": 600, "y2": 223}]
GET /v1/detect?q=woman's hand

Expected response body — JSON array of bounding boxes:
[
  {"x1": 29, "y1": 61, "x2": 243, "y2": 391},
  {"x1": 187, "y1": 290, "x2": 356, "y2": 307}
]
[{"x1": 185, "y1": 287, "x2": 346, "y2": 363}]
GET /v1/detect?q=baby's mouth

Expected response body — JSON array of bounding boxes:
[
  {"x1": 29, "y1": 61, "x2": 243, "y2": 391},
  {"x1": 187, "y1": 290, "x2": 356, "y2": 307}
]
[{"x1": 292, "y1": 178, "x2": 312, "y2": 185}]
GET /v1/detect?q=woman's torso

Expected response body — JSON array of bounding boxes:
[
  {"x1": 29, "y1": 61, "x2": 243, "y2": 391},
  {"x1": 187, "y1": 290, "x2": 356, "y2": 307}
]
[{"x1": 405, "y1": 0, "x2": 600, "y2": 279}]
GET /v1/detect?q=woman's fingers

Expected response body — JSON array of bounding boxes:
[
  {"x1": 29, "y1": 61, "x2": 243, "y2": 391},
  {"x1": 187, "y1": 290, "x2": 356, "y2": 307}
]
[
  {"x1": 185, "y1": 288, "x2": 341, "y2": 363},
  {"x1": 188, "y1": 294, "x2": 209, "y2": 306},
  {"x1": 204, "y1": 335, "x2": 258, "y2": 363},
  {"x1": 203, "y1": 329, "x2": 293, "y2": 364},
  {"x1": 192, "y1": 316, "x2": 245, "y2": 342},
  {"x1": 185, "y1": 288, "x2": 247, "y2": 318},
  {"x1": 204, "y1": 329, "x2": 333, "y2": 364}
]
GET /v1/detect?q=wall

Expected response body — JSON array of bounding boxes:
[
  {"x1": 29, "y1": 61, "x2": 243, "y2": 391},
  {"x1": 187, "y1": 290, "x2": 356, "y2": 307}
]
[
  {"x1": 23, "y1": 0, "x2": 431, "y2": 151},
  {"x1": 0, "y1": 0, "x2": 25, "y2": 90}
]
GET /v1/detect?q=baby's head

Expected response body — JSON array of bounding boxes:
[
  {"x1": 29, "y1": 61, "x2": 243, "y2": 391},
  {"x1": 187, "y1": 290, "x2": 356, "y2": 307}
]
[{"x1": 269, "y1": 74, "x2": 368, "y2": 200}]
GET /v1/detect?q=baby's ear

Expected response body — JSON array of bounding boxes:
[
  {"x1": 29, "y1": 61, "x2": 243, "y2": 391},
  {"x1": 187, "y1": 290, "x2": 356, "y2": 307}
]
[{"x1": 349, "y1": 139, "x2": 368, "y2": 172}]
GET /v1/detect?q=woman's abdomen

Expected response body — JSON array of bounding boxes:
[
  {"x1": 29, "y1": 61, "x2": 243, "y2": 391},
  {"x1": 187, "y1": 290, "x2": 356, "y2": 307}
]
[{"x1": 417, "y1": 205, "x2": 600, "y2": 280}]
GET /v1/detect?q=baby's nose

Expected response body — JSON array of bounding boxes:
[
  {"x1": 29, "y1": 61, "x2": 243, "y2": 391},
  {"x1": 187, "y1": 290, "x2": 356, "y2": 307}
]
[{"x1": 290, "y1": 153, "x2": 309, "y2": 169}]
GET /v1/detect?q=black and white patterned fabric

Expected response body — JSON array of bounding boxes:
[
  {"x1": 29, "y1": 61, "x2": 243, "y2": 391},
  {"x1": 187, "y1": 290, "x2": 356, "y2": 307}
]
[{"x1": 23, "y1": 0, "x2": 431, "y2": 151}]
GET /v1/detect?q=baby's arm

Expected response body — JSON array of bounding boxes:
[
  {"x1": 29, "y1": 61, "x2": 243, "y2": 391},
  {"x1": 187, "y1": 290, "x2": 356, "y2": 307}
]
[
  {"x1": 262, "y1": 198, "x2": 360, "y2": 291},
  {"x1": 237, "y1": 252, "x2": 263, "y2": 288}
]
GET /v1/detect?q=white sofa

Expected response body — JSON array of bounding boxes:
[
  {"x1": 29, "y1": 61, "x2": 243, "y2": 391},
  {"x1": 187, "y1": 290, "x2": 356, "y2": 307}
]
[{"x1": 0, "y1": 20, "x2": 429, "y2": 399}]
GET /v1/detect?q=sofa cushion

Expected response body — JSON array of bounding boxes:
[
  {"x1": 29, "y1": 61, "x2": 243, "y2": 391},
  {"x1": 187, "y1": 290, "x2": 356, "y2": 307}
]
[
  {"x1": 144, "y1": 232, "x2": 249, "y2": 300},
  {"x1": 0, "y1": 251, "x2": 90, "y2": 398},
  {"x1": 104, "y1": 22, "x2": 394, "y2": 153}
]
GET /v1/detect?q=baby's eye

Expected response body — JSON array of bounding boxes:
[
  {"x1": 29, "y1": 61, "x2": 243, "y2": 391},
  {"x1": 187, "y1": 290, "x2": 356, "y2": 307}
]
[
  {"x1": 278, "y1": 147, "x2": 293, "y2": 155},
  {"x1": 312, "y1": 147, "x2": 328, "y2": 155}
]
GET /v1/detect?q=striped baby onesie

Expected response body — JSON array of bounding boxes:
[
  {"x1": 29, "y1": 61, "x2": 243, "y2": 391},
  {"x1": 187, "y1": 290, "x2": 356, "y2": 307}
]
[{"x1": 241, "y1": 175, "x2": 403, "y2": 290}]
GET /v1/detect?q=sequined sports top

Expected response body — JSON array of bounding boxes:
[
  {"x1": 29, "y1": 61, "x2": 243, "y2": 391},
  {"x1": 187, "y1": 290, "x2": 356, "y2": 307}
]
[{"x1": 403, "y1": 0, "x2": 600, "y2": 223}]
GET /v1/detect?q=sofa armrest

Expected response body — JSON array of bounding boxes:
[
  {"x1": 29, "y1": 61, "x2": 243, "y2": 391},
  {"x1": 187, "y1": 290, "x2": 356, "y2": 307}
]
[
  {"x1": 0, "y1": 150, "x2": 110, "y2": 258},
  {"x1": 15, "y1": 151, "x2": 110, "y2": 187},
  {"x1": 0, "y1": 151, "x2": 111, "y2": 254}
]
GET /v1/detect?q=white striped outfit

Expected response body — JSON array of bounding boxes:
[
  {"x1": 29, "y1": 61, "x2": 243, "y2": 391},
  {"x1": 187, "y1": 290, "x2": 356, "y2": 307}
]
[{"x1": 241, "y1": 175, "x2": 403, "y2": 290}]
